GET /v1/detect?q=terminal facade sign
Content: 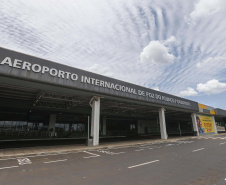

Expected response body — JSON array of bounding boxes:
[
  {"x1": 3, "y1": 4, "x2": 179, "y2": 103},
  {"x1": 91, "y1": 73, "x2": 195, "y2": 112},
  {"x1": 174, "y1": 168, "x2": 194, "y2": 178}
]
[{"x1": 0, "y1": 47, "x2": 199, "y2": 111}]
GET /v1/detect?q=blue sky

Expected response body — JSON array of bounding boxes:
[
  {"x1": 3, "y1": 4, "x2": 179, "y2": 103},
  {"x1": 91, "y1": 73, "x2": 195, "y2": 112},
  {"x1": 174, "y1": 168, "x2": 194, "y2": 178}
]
[{"x1": 0, "y1": 0, "x2": 226, "y2": 109}]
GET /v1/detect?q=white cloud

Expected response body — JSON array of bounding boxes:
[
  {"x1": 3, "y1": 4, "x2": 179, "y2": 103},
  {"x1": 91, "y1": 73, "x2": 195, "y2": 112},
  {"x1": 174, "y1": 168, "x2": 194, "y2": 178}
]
[
  {"x1": 152, "y1": 86, "x2": 160, "y2": 91},
  {"x1": 85, "y1": 64, "x2": 114, "y2": 77},
  {"x1": 139, "y1": 40, "x2": 175, "y2": 64},
  {"x1": 197, "y1": 79, "x2": 226, "y2": 95},
  {"x1": 179, "y1": 87, "x2": 198, "y2": 97},
  {"x1": 190, "y1": 0, "x2": 226, "y2": 20},
  {"x1": 196, "y1": 56, "x2": 226, "y2": 68},
  {"x1": 165, "y1": 36, "x2": 176, "y2": 44}
]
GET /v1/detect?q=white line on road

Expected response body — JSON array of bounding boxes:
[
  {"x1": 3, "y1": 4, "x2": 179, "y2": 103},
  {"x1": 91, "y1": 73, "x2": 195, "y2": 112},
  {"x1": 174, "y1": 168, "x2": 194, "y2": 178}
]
[
  {"x1": 0, "y1": 157, "x2": 18, "y2": 161},
  {"x1": 97, "y1": 150, "x2": 125, "y2": 155},
  {"x1": 0, "y1": 151, "x2": 82, "y2": 161},
  {"x1": 135, "y1": 149, "x2": 144, "y2": 151},
  {"x1": 219, "y1": 142, "x2": 226, "y2": 145},
  {"x1": 0, "y1": 166, "x2": 19, "y2": 170},
  {"x1": 110, "y1": 146, "x2": 133, "y2": 149},
  {"x1": 83, "y1": 151, "x2": 100, "y2": 158},
  {"x1": 111, "y1": 152, "x2": 125, "y2": 155},
  {"x1": 44, "y1": 159, "x2": 67, "y2": 164},
  {"x1": 128, "y1": 160, "x2": 159, "y2": 169},
  {"x1": 192, "y1": 148, "x2": 205, "y2": 152}
]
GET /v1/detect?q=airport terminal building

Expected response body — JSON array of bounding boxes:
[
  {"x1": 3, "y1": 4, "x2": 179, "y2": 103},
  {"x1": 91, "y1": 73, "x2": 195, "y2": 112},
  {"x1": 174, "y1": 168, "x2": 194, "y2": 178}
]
[{"x1": 0, "y1": 47, "x2": 226, "y2": 146}]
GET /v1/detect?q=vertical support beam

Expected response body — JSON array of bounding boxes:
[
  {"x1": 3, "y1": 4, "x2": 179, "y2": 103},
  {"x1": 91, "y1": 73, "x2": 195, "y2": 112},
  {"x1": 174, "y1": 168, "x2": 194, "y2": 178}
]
[
  {"x1": 212, "y1": 116, "x2": 218, "y2": 134},
  {"x1": 159, "y1": 107, "x2": 168, "y2": 139},
  {"x1": 49, "y1": 114, "x2": 56, "y2": 132},
  {"x1": 91, "y1": 97, "x2": 100, "y2": 146},
  {"x1": 191, "y1": 113, "x2": 199, "y2": 136},
  {"x1": 103, "y1": 117, "x2": 107, "y2": 136}
]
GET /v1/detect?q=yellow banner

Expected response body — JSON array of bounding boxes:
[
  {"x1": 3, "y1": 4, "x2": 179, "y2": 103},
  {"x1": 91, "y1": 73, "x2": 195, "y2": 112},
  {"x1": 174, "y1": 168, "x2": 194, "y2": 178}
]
[{"x1": 196, "y1": 115, "x2": 215, "y2": 134}]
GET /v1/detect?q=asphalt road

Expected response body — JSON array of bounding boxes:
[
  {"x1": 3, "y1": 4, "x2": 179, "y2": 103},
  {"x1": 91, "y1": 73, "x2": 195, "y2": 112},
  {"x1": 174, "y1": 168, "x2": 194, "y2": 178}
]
[{"x1": 0, "y1": 134, "x2": 226, "y2": 185}]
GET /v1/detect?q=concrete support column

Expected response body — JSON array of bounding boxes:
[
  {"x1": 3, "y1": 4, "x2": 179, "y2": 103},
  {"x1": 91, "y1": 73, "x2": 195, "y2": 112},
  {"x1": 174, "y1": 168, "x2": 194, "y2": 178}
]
[
  {"x1": 103, "y1": 117, "x2": 107, "y2": 136},
  {"x1": 191, "y1": 113, "x2": 199, "y2": 136},
  {"x1": 90, "y1": 97, "x2": 100, "y2": 146},
  {"x1": 49, "y1": 114, "x2": 56, "y2": 132},
  {"x1": 159, "y1": 107, "x2": 168, "y2": 139},
  {"x1": 212, "y1": 116, "x2": 218, "y2": 134}
]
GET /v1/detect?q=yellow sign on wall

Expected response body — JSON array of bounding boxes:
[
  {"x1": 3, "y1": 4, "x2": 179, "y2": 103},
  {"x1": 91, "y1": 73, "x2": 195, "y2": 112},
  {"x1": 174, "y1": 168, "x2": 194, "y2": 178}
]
[{"x1": 196, "y1": 114, "x2": 215, "y2": 134}]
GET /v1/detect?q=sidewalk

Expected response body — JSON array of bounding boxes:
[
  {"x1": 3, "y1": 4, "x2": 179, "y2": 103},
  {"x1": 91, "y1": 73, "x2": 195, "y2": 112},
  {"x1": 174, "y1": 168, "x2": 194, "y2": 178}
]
[{"x1": 0, "y1": 134, "x2": 223, "y2": 158}]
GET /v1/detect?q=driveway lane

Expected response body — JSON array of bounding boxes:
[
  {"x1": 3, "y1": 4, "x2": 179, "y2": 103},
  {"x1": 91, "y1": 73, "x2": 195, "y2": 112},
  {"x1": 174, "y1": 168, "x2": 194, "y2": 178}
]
[{"x1": 0, "y1": 136, "x2": 226, "y2": 185}]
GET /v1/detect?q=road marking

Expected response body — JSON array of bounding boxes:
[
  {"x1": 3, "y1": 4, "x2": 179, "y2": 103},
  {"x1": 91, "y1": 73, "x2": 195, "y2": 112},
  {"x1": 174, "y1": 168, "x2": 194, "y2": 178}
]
[
  {"x1": 97, "y1": 150, "x2": 125, "y2": 155},
  {"x1": 110, "y1": 146, "x2": 133, "y2": 149},
  {"x1": 192, "y1": 148, "x2": 204, "y2": 152},
  {"x1": 0, "y1": 157, "x2": 18, "y2": 161},
  {"x1": 17, "y1": 158, "x2": 32, "y2": 165},
  {"x1": 138, "y1": 147, "x2": 150, "y2": 149},
  {"x1": 219, "y1": 142, "x2": 226, "y2": 145},
  {"x1": 0, "y1": 151, "x2": 82, "y2": 161},
  {"x1": 111, "y1": 152, "x2": 125, "y2": 155},
  {"x1": 166, "y1": 144, "x2": 175, "y2": 146},
  {"x1": 44, "y1": 159, "x2": 67, "y2": 164},
  {"x1": 139, "y1": 145, "x2": 150, "y2": 147},
  {"x1": 0, "y1": 166, "x2": 19, "y2": 170},
  {"x1": 128, "y1": 160, "x2": 159, "y2": 169},
  {"x1": 34, "y1": 151, "x2": 81, "y2": 157},
  {"x1": 135, "y1": 149, "x2": 144, "y2": 151},
  {"x1": 83, "y1": 151, "x2": 100, "y2": 158}
]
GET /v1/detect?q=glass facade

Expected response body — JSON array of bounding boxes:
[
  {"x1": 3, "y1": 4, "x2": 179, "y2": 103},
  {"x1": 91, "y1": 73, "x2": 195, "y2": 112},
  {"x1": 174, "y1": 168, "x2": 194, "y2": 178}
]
[
  {"x1": 0, "y1": 111, "x2": 88, "y2": 140},
  {"x1": 0, "y1": 109, "x2": 196, "y2": 141},
  {"x1": 103, "y1": 117, "x2": 138, "y2": 137}
]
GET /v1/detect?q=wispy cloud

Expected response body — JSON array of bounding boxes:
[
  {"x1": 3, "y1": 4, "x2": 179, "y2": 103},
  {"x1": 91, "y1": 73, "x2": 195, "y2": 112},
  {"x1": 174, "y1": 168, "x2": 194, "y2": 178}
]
[
  {"x1": 197, "y1": 56, "x2": 226, "y2": 68},
  {"x1": 190, "y1": 0, "x2": 226, "y2": 21},
  {"x1": 85, "y1": 64, "x2": 114, "y2": 77},
  {"x1": 0, "y1": 0, "x2": 226, "y2": 108}
]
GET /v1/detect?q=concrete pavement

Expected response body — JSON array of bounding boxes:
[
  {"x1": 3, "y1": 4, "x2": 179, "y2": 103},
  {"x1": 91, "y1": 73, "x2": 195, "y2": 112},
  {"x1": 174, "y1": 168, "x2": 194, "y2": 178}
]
[
  {"x1": 0, "y1": 134, "x2": 224, "y2": 158},
  {"x1": 0, "y1": 134, "x2": 226, "y2": 185}
]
